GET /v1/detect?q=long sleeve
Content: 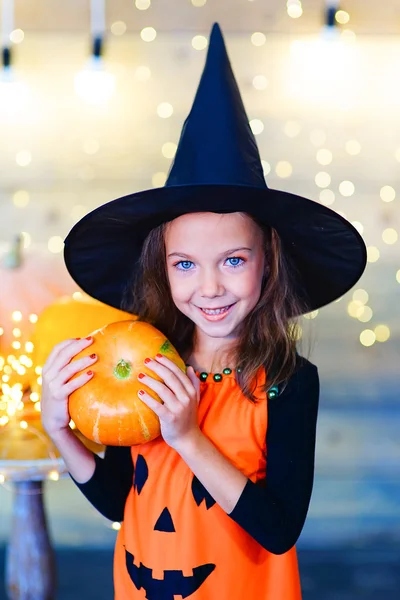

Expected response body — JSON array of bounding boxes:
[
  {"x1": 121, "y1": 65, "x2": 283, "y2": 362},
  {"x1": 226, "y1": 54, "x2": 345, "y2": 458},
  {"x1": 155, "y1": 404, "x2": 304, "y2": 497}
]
[
  {"x1": 228, "y1": 357, "x2": 320, "y2": 554},
  {"x1": 69, "y1": 445, "x2": 133, "y2": 522}
]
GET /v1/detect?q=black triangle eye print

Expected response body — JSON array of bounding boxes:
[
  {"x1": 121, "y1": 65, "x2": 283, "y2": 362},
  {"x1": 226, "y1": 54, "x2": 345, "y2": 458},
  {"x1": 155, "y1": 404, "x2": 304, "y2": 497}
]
[
  {"x1": 191, "y1": 476, "x2": 216, "y2": 509},
  {"x1": 154, "y1": 507, "x2": 176, "y2": 532},
  {"x1": 133, "y1": 454, "x2": 148, "y2": 495}
]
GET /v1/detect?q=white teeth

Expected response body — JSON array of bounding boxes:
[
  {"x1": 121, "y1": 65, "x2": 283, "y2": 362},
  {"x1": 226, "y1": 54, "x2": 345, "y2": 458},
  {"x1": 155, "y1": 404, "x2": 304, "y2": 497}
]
[{"x1": 202, "y1": 305, "x2": 231, "y2": 315}]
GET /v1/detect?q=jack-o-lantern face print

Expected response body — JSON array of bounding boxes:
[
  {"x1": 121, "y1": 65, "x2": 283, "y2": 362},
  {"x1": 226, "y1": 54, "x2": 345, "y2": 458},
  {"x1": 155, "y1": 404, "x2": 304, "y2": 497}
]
[{"x1": 125, "y1": 454, "x2": 216, "y2": 600}]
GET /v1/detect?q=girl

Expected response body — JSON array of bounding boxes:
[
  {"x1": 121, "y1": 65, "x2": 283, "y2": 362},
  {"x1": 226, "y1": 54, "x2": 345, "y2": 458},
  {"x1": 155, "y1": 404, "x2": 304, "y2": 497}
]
[{"x1": 41, "y1": 23, "x2": 366, "y2": 600}]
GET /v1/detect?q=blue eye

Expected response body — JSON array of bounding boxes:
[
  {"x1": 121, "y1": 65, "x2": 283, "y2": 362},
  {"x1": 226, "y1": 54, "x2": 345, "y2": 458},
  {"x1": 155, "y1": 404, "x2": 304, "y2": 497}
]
[
  {"x1": 175, "y1": 260, "x2": 194, "y2": 271},
  {"x1": 226, "y1": 257, "x2": 244, "y2": 268}
]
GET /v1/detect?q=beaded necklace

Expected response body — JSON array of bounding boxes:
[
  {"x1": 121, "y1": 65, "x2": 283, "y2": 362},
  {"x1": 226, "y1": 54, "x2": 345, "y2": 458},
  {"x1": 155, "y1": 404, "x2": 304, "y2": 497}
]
[{"x1": 187, "y1": 365, "x2": 279, "y2": 398}]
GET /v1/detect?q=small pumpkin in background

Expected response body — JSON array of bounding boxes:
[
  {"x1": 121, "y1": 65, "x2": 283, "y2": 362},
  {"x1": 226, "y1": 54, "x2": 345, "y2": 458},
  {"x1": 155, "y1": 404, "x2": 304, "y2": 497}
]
[
  {"x1": 32, "y1": 293, "x2": 133, "y2": 369},
  {"x1": 69, "y1": 320, "x2": 186, "y2": 446}
]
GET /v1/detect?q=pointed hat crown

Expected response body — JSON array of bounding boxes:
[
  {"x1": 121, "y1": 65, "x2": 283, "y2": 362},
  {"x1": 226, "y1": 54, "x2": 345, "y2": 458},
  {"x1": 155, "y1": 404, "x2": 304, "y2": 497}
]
[{"x1": 166, "y1": 23, "x2": 266, "y2": 190}]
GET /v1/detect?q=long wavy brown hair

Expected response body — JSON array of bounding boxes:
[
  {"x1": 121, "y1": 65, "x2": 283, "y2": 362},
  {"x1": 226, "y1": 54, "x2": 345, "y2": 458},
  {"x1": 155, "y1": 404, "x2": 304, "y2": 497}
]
[{"x1": 122, "y1": 213, "x2": 312, "y2": 402}]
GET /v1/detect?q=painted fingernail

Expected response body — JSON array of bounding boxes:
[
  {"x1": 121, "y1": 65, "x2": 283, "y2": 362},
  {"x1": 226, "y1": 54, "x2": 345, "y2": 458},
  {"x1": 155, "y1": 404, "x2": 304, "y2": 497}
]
[
  {"x1": 87, "y1": 370, "x2": 93, "y2": 376},
  {"x1": 138, "y1": 389, "x2": 145, "y2": 395},
  {"x1": 86, "y1": 336, "x2": 92, "y2": 340},
  {"x1": 75, "y1": 337, "x2": 81, "y2": 340},
  {"x1": 156, "y1": 353, "x2": 163, "y2": 358},
  {"x1": 90, "y1": 354, "x2": 96, "y2": 359},
  {"x1": 138, "y1": 373, "x2": 145, "y2": 379},
  {"x1": 144, "y1": 358, "x2": 151, "y2": 364}
]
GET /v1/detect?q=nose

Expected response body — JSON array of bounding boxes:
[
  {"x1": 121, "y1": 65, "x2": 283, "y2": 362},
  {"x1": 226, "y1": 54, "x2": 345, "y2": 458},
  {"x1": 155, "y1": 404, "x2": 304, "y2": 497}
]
[{"x1": 199, "y1": 267, "x2": 225, "y2": 298}]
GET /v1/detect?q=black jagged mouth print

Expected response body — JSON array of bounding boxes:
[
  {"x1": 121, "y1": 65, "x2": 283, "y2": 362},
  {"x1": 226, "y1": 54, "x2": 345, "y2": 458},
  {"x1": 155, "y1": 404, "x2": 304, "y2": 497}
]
[{"x1": 125, "y1": 550, "x2": 215, "y2": 599}]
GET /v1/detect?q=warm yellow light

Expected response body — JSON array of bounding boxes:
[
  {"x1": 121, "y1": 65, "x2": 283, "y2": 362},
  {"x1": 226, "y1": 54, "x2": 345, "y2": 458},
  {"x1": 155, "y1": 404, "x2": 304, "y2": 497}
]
[
  {"x1": 25, "y1": 342, "x2": 34, "y2": 353},
  {"x1": 20, "y1": 421, "x2": 28, "y2": 430},
  {"x1": 0, "y1": 327, "x2": 3, "y2": 336},
  {"x1": 140, "y1": 27, "x2": 157, "y2": 42},
  {"x1": 319, "y1": 189, "x2": 335, "y2": 206},
  {"x1": 396, "y1": 270, "x2": 400, "y2": 283},
  {"x1": 315, "y1": 172, "x2": 331, "y2": 188},
  {"x1": 48, "y1": 236, "x2": 64, "y2": 254},
  {"x1": 316, "y1": 149, "x2": 333, "y2": 165},
  {"x1": 0, "y1": 474, "x2": 5, "y2": 484},
  {"x1": 284, "y1": 121, "x2": 301, "y2": 137},
  {"x1": 29, "y1": 314, "x2": 38, "y2": 323},
  {"x1": 345, "y1": 140, "x2": 361, "y2": 155},
  {"x1": 360, "y1": 330, "x2": 376, "y2": 347},
  {"x1": 35, "y1": 366, "x2": 42, "y2": 375},
  {"x1": 191, "y1": 0, "x2": 207, "y2": 6},
  {"x1": 367, "y1": 246, "x2": 380, "y2": 263},
  {"x1": 161, "y1": 143, "x2": 177, "y2": 159},
  {"x1": 251, "y1": 32, "x2": 266, "y2": 47},
  {"x1": 13, "y1": 190, "x2": 30, "y2": 207},
  {"x1": 30, "y1": 392, "x2": 40, "y2": 402},
  {"x1": 347, "y1": 300, "x2": 364, "y2": 318},
  {"x1": 339, "y1": 181, "x2": 355, "y2": 197},
  {"x1": 157, "y1": 103, "x2": 173, "y2": 118},
  {"x1": 136, "y1": 0, "x2": 151, "y2": 9},
  {"x1": 335, "y1": 10, "x2": 350, "y2": 25},
  {"x1": 357, "y1": 306, "x2": 373, "y2": 323},
  {"x1": 353, "y1": 289, "x2": 368, "y2": 304},
  {"x1": 37, "y1": 376, "x2": 42, "y2": 386},
  {"x1": 380, "y1": 186, "x2": 395, "y2": 203},
  {"x1": 0, "y1": 417, "x2": 9, "y2": 427},
  {"x1": 375, "y1": 325, "x2": 390, "y2": 342},
  {"x1": 110, "y1": 21, "x2": 127, "y2": 35},
  {"x1": 250, "y1": 119, "x2": 264, "y2": 135},
  {"x1": 253, "y1": 75, "x2": 268, "y2": 91},
  {"x1": 152, "y1": 172, "x2": 167, "y2": 187},
  {"x1": 69, "y1": 420, "x2": 76, "y2": 429},
  {"x1": 48, "y1": 470, "x2": 60, "y2": 481},
  {"x1": 192, "y1": 35, "x2": 208, "y2": 50},
  {"x1": 12, "y1": 311, "x2": 23, "y2": 322},
  {"x1": 382, "y1": 228, "x2": 398, "y2": 245},
  {"x1": 16, "y1": 150, "x2": 32, "y2": 167},
  {"x1": 304, "y1": 310, "x2": 319, "y2": 320},
  {"x1": 275, "y1": 161, "x2": 293, "y2": 178},
  {"x1": 287, "y1": 4, "x2": 303, "y2": 18},
  {"x1": 12, "y1": 328, "x2": 22, "y2": 338},
  {"x1": 112, "y1": 522, "x2": 121, "y2": 530},
  {"x1": 10, "y1": 29, "x2": 24, "y2": 44},
  {"x1": 34, "y1": 402, "x2": 41, "y2": 412},
  {"x1": 11, "y1": 341, "x2": 21, "y2": 350}
]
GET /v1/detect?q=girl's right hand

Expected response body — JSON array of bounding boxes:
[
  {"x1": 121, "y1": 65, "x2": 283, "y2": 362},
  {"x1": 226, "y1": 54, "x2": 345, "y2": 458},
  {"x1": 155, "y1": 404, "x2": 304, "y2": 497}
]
[{"x1": 40, "y1": 336, "x2": 97, "y2": 442}]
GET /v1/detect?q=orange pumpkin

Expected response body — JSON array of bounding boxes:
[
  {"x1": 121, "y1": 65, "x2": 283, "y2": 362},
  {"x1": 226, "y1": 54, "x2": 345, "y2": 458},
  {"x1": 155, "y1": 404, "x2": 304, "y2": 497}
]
[
  {"x1": 69, "y1": 320, "x2": 186, "y2": 446},
  {"x1": 32, "y1": 293, "x2": 133, "y2": 369}
]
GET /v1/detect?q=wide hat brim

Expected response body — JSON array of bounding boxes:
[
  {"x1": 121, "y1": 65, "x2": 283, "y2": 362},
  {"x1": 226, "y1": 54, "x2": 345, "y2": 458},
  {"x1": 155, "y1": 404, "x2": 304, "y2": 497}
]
[{"x1": 64, "y1": 183, "x2": 367, "y2": 315}]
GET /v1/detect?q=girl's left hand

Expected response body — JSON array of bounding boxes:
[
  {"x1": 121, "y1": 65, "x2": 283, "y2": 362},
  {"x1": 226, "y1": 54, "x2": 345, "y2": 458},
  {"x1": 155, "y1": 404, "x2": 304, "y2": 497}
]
[{"x1": 137, "y1": 354, "x2": 201, "y2": 450}]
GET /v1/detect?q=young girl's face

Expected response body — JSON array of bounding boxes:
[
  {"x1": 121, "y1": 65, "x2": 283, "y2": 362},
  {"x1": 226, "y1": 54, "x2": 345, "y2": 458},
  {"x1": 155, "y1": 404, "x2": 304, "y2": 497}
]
[{"x1": 165, "y1": 212, "x2": 265, "y2": 340}]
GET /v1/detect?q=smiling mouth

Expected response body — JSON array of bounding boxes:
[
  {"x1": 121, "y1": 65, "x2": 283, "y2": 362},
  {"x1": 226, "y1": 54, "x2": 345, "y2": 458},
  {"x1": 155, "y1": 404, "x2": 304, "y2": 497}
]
[{"x1": 199, "y1": 304, "x2": 234, "y2": 315}]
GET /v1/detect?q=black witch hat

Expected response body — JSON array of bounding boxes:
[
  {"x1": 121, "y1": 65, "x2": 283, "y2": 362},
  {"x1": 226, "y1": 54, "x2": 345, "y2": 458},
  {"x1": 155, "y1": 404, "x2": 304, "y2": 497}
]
[{"x1": 64, "y1": 23, "x2": 367, "y2": 314}]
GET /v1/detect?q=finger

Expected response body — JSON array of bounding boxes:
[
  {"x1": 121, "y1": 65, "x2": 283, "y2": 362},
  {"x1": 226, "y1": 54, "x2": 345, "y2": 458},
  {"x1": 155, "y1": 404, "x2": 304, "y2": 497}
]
[
  {"x1": 59, "y1": 353, "x2": 98, "y2": 385},
  {"x1": 137, "y1": 372, "x2": 184, "y2": 409},
  {"x1": 43, "y1": 338, "x2": 80, "y2": 372},
  {"x1": 137, "y1": 389, "x2": 169, "y2": 420},
  {"x1": 186, "y1": 366, "x2": 201, "y2": 401},
  {"x1": 63, "y1": 369, "x2": 94, "y2": 397},
  {"x1": 145, "y1": 356, "x2": 194, "y2": 398},
  {"x1": 45, "y1": 337, "x2": 94, "y2": 377}
]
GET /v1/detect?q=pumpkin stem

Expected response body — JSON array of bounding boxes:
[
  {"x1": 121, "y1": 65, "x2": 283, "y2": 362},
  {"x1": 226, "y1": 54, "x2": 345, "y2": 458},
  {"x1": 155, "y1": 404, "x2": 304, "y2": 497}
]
[
  {"x1": 113, "y1": 359, "x2": 132, "y2": 380},
  {"x1": 2, "y1": 234, "x2": 23, "y2": 269}
]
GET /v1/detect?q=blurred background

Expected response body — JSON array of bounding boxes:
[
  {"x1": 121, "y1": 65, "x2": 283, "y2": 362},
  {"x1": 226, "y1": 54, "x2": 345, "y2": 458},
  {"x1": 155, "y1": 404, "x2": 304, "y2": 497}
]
[{"x1": 0, "y1": 1, "x2": 399, "y2": 599}]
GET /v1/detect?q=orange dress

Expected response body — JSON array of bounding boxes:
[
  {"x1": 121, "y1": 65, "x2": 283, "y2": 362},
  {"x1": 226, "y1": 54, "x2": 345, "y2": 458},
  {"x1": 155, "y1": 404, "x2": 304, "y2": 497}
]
[{"x1": 113, "y1": 369, "x2": 302, "y2": 600}]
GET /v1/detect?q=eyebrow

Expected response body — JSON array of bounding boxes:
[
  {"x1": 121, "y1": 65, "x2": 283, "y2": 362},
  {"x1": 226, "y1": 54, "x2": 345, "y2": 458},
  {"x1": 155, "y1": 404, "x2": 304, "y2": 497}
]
[{"x1": 167, "y1": 247, "x2": 253, "y2": 259}]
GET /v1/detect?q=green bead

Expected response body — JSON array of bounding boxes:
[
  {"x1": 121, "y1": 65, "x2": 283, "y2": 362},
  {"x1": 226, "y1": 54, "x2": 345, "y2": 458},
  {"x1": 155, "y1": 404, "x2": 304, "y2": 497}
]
[
  {"x1": 267, "y1": 385, "x2": 279, "y2": 399},
  {"x1": 200, "y1": 372, "x2": 208, "y2": 381},
  {"x1": 223, "y1": 368, "x2": 232, "y2": 375},
  {"x1": 213, "y1": 373, "x2": 223, "y2": 382}
]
